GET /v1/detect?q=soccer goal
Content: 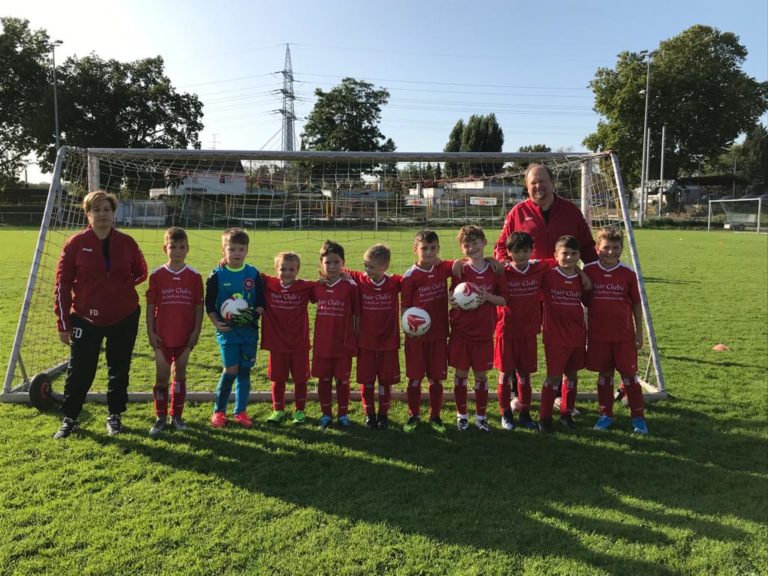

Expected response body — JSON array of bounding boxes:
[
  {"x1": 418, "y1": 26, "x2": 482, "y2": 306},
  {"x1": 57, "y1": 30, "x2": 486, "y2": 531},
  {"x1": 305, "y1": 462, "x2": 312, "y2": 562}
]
[
  {"x1": 3, "y1": 148, "x2": 665, "y2": 405},
  {"x1": 707, "y1": 197, "x2": 764, "y2": 233}
]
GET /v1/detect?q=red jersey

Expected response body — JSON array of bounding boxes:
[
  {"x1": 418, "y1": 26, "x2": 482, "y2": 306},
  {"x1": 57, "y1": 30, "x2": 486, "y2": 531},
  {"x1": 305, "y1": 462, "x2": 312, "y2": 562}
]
[
  {"x1": 261, "y1": 275, "x2": 315, "y2": 352},
  {"x1": 496, "y1": 259, "x2": 553, "y2": 337},
  {"x1": 146, "y1": 265, "x2": 203, "y2": 348},
  {"x1": 584, "y1": 261, "x2": 641, "y2": 342},
  {"x1": 540, "y1": 267, "x2": 586, "y2": 347},
  {"x1": 311, "y1": 278, "x2": 360, "y2": 358},
  {"x1": 401, "y1": 260, "x2": 454, "y2": 342},
  {"x1": 450, "y1": 261, "x2": 508, "y2": 343},
  {"x1": 348, "y1": 270, "x2": 402, "y2": 351},
  {"x1": 55, "y1": 226, "x2": 147, "y2": 331}
]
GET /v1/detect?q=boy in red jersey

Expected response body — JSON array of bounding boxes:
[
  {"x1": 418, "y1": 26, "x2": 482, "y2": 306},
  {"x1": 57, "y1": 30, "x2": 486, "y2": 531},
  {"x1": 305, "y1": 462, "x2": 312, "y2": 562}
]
[
  {"x1": 346, "y1": 244, "x2": 402, "y2": 430},
  {"x1": 311, "y1": 240, "x2": 360, "y2": 430},
  {"x1": 538, "y1": 235, "x2": 587, "y2": 433},
  {"x1": 261, "y1": 252, "x2": 315, "y2": 425},
  {"x1": 146, "y1": 227, "x2": 204, "y2": 436},
  {"x1": 401, "y1": 230, "x2": 455, "y2": 434},
  {"x1": 449, "y1": 226, "x2": 508, "y2": 433},
  {"x1": 584, "y1": 227, "x2": 648, "y2": 435}
]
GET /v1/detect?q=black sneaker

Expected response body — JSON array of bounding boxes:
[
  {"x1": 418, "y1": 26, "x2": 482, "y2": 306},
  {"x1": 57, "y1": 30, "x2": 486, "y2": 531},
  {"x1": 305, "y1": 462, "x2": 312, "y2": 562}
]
[
  {"x1": 364, "y1": 413, "x2": 377, "y2": 430},
  {"x1": 403, "y1": 415, "x2": 420, "y2": 433},
  {"x1": 538, "y1": 417, "x2": 554, "y2": 433},
  {"x1": 518, "y1": 409, "x2": 538, "y2": 430},
  {"x1": 149, "y1": 417, "x2": 166, "y2": 437},
  {"x1": 106, "y1": 413, "x2": 123, "y2": 436},
  {"x1": 53, "y1": 417, "x2": 78, "y2": 439},
  {"x1": 376, "y1": 414, "x2": 390, "y2": 430},
  {"x1": 559, "y1": 413, "x2": 577, "y2": 430}
]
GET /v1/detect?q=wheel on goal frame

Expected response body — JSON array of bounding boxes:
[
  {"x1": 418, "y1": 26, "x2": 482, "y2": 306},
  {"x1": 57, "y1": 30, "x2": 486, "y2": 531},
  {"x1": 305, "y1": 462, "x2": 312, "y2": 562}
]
[{"x1": 29, "y1": 373, "x2": 63, "y2": 411}]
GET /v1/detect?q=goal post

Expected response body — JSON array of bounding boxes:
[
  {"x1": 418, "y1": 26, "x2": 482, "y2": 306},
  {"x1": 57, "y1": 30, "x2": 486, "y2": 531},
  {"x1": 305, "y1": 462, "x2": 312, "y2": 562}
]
[
  {"x1": 707, "y1": 197, "x2": 764, "y2": 233},
  {"x1": 3, "y1": 148, "x2": 665, "y2": 404}
]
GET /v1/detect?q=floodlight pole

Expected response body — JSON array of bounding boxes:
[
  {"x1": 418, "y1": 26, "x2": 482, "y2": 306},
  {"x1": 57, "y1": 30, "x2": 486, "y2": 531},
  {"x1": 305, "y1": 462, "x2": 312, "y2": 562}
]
[{"x1": 639, "y1": 50, "x2": 651, "y2": 226}]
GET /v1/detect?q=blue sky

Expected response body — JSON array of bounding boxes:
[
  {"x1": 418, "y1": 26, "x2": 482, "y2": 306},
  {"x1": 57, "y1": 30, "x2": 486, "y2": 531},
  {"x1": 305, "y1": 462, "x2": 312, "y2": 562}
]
[{"x1": 6, "y1": 0, "x2": 767, "y2": 158}]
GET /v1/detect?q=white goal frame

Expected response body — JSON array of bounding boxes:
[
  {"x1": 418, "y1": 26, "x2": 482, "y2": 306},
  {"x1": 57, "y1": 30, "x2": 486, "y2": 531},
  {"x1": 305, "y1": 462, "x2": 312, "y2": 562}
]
[
  {"x1": 3, "y1": 148, "x2": 666, "y2": 404},
  {"x1": 707, "y1": 197, "x2": 763, "y2": 233}
]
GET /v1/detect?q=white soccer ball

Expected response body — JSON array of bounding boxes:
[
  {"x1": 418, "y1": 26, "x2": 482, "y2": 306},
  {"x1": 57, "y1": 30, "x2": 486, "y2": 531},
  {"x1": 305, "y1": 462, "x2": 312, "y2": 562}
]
[
  {"x1": 401, "y1": 307, "x2": 431, "y2": 337},
  {"x1": 510, "y1": 396, "x2": 521, "y2": 413},
  {"x1": 453, "y1": 282, "x2": 482, "y2": 310},
  {"x1": 220, "y1": 297, "x2": 249, "y2": 322}
]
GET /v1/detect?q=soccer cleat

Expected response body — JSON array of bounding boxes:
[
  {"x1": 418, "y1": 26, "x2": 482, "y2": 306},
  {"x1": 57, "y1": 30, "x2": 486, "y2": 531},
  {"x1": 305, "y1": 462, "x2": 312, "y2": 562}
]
[
  {"x1": 559, "y1": 413, "x2": 577, "y2": 430},
  {"x1": 631, "y1": 417, "x2": 649, "y2": 435},
  {"x1": 593, "y1": 415, "x2": 614, "y2": 431},
  {"x1": 170, "y1": 416, "x2": 188, "y2": 431},
  {"x1": 376, "y1": 414, "x2": 390, "y2": 430},
  {"x1": 149, "y1": 417, "x2": 167, "y2": 437},
  {"x1": 337, "y1": 415, "x2": 351, "y2": 427},
  {"x1": 106, "y1": 413, "x2": 123, "y2": 436},
  {"x1": 403, "y1": 415, "x2": 421, "y2": 433},
  {"x1": 292, "y1": 410, "x2": 306, "y2": 424},
  {"x1": 53, "y1": 417, "x2": 78, "y2": 439},
  {"x1": 267, "y1": 410, "x2": 286, "y2": 425},
  {"x1": 429, "y1": 417, "x2": 446, "y2": 434},
  {"x1": 210, "y1": 411, "x2": 227, "y2": 428},
  {"x1": 475, "y1": 417, "x2": 491, "y2": 433},
  {"x1": 501, "y1": 409, "x2": 515, "y2": 431},
  {"x1": 518, "y1": 409, "x2": 538, "y2": 430},
  {"x1": 233, "y1": 412, "x2": 253, "y2": 428},
  {"x1": 364, "y1": 413, "x2": 377, "y2": 429},
  {"x1": 319, "y1": 415, "x2": 333, "y2": 430},
  {"x1": 538, "y1": 417, "x2": 554, "y2": 433},
  {"x1": 456, "y1": 416, "x2": 469, "y2": 432}
]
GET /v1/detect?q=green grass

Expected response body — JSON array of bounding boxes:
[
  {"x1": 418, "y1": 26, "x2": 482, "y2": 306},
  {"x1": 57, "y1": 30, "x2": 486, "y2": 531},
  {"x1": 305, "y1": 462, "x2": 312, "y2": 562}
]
[{"x1": 0, "y1": 228, "x2": 767, "y2": 575}]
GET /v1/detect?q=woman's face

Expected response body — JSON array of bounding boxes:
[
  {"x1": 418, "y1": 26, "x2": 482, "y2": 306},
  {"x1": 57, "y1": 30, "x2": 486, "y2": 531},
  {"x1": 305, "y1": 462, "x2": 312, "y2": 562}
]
[{"x1": 86, "y1": 198, "x2": 114, "y2": 230}]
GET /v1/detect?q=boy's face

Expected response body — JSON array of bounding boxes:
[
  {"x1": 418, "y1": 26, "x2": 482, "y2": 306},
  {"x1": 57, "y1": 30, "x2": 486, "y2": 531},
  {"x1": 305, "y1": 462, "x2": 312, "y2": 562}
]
[
  {"x1": 276, "y1": 259, "x2": 299, "y2": 285},
  {"x1": 164, "y1": 239, "x2": 189, "y2": 265},
  {"x1": 364, "y1": 257, "x2": 388, "y2": 281},
  {"x1": 320, "y1": 253, "x2": 343, "y2": 281},
  {"x1": 555, "y1": 245, "x2": 580, "y2": 270},
  {"x1": 224, "y1": 242, "x2": 248, "y2": 267},
  {"x1": 459, "y1": 237, "x2": 486, "y2": 260},
  {"x1": 508, "y1": 247, "x2": 532, "y2": 268},
  {"x1": 597, "y1": 239, "x2": 623, "y2": 267},
  {"x1": 414, "y1": 240, "x2": 440, "y2": 267}
]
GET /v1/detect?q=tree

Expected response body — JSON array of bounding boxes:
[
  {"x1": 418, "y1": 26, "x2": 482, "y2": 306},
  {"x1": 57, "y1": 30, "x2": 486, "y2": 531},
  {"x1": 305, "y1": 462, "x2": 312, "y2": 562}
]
[
  {"x1": 584, "y1": 25, "x2": 768, "y2": 185},
  {"x1": 443, "y1": 114, "x2": 504, "y2": 177},
  {"x1": 518, "y1": 144, "x2": 551, "y2": 153},
  {"x1": 443, "y1": 119, "x2": 464, "y2": 177}
]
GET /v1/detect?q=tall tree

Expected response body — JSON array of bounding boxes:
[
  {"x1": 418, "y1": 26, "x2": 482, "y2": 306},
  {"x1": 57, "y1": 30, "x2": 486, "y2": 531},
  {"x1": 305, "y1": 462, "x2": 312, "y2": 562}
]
[
  {"x1": 518, "y1": 144, "x2": 551, "y2": 153},
  {"x1": 444, "y1": 114, "x2": 504, "y2": 177},
  {"x1": 443, "y1": 119, "x2": 464, "y2": 178},
  {"x1": 584, "y1": 25, "x2": 768, "y2": 185}
]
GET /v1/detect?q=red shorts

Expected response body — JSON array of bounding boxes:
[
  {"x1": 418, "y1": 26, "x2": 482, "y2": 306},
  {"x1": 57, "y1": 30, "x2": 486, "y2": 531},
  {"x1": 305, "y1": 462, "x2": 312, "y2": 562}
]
[
  {"x1": 493, "y1": 334, "x2": 538, "y2": 374},
  {"x1": 268, "y1": 350, "x2": 310, "y2": 383},
  {"x1": 356, "y1": 348, "x2": 401, "y2": 385},
  {"x1": 159, "y1": 345, "x2": 188, "y2": 366},
  {"x1": 404, "y1": 338, "x2": 448, "y2": 381},
  {"x1": 311, "y1": 354, "x2": 353, "y2": 381},
  {"x1": 586, "y1": 340, "x2": 637, "y2": 375},
  {"x1": 448, "y1": 335, "x2": 494, "y2": 372},
  {"x1": 544, "y1": 344, "x2": 585, "y2": 376}
]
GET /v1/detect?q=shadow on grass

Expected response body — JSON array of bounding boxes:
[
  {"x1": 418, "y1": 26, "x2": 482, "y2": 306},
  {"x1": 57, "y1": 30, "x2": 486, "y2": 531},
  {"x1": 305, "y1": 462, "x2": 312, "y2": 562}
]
[
  {"x1": 642, "y1": 277, "x2": 700, "y2": 285},
  {"x1": 70, "y1": 400, "x2": 767, "y2": 575},
  {"x1": 664, "y1": 354, "x2": 766, "y2": 371}
]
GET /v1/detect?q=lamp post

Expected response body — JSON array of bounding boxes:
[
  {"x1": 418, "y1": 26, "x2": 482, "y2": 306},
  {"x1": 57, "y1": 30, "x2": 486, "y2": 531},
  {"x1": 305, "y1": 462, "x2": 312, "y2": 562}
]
[
  {"x1": 50, "y1": 40, "x2": 63, "y2": 151},
  {"x1": 639, "y1": 50, "x2": 651, "y2": 226}
]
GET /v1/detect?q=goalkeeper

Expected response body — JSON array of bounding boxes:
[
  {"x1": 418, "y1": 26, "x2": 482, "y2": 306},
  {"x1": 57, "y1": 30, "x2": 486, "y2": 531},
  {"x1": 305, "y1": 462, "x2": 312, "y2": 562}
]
[{"x1": 205, "y1": 228, "x2": 266, "y2": 429}]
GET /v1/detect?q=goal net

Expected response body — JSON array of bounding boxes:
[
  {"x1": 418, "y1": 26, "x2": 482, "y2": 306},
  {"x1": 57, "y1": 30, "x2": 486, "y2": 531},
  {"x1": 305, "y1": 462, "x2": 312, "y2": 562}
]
[
  {"x1": 707, "y1": 197, "x2": 765, "y2": 233},
  {"x1": 3, "y1": 148, "x2": 665, "y2": 403}
]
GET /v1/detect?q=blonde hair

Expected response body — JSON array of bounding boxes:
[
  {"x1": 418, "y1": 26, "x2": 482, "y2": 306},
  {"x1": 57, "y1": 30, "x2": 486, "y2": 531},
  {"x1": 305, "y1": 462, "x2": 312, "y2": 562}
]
[
  {"x1": 456, "y1": 225, "x2": 485, "y2": 244},
  {"x1": 364, "y1": 244, "x2": 391, "y2": 265},
  {"x1": 274, "y1": 251, "x2": 301, "y2": 270},
  {"x1": 82, "y1": 190, "x2": 117, "y2": 213}
]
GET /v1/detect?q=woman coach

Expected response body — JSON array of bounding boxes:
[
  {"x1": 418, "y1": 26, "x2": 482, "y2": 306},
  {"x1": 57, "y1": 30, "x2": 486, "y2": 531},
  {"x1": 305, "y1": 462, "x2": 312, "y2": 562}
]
[{"x1": 53, "y1": 190, "x2": 148, "y2": 439}]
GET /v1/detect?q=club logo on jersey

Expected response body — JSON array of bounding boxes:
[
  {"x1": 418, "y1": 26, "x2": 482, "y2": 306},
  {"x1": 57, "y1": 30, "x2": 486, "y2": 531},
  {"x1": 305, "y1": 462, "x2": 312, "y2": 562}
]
[{"x1": 243, "y1": 278, "x2": 255, "y2": 291}]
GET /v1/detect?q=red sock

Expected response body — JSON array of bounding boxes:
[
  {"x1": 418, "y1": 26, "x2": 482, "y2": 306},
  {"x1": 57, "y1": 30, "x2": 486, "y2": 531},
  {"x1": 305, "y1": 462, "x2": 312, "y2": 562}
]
[
  {"x1": 407, "y1": 379, "x2": 422, "y2": 417},
  {"x1": 539, "y1": 384, "x2": 557, "y2": 420},
  {"x1": 271, "y1": 381, "x2": 286, "y2": 411},
  {"x1": 597, "y1": 375, "x2": 614, "y2": 417},
  {"x1": 318, "y1": 378, "x2": 333, "y2": 417},
  {"x1": 561, "y1": 377, "x2": 577, "y2": 415},
  {"x1": 475, "y1": 378, "x2": 489, "y2": 417},
  {"x1": 428, "y1": 379, "x2": 443, "y2": 420},
  {"x1": 336, "y1": 379, "x2": 350, "y2": 417},
  {"x1": 170, "y1": 380, "x2": 186, "y2": 418},
  {"x1": 454, "y1": 376, "x2": 468, "y2": 415},
  {"x1": 497, "y1": 373, "x2": 511, "y2": 415},
  {"x1": 517, "y1": 374, "x2": 532, "y2": 410},
  {"x1": 623, "y1": 375, "x2": 645, "y2": 418},
  {"x1": 361, "y1": 384, "x2": 375, "y2": 415},
  {"x1": 153, "y1": 385, "x2": 168, "y2": 419},
  {"x1": 378, "y1": 383, "x2": 391, "y2": 416},
  {"x1": 294, "y1": 381, "x2": 307, "y2": 411}
]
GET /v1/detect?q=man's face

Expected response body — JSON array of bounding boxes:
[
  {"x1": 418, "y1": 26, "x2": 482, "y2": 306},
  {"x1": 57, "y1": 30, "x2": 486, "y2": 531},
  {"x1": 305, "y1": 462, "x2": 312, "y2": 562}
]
[{"x1": 525, "y1": 166, "x2": 554, "y2": 207}]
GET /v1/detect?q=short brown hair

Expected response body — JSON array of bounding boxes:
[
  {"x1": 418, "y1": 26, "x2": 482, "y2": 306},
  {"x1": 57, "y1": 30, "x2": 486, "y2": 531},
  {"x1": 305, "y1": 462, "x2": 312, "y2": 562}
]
[
  {"x1": 596, "y1": 226, "x2": 624, "y2": 246},
  {"x1": 506, "y1": 231, "x2": 533, "y2": 251},
  {"x1": 457, "y1": 225, "x2": 485, "y2": 244},
  {"x1": 82, "y1": 190, "x2": 117, "y2": 213},
  {"x1": 164, "y1": 227, "x2": 188, "y2": 245},
  {"x1": 555, "y1": 235, "x2": 580, "y2": 252},
  {"x1": 320, "y1": 239, "x2": 345, "y2": 261},
  {"x1": 413, "y1": 229, "x2": 439, "y2": 246},
  {"x1": 222, "y1": 227, "x2": 249, "y2": 247},
  {"x1": 524, "y1": 163, "x2": 555, "y2": 184},
  {"x1": 275, "y1": 251, "x2": 301, "y2": 269},
  {"x1": 364, "y1": 244, "x2": 391, "y2": 265}
]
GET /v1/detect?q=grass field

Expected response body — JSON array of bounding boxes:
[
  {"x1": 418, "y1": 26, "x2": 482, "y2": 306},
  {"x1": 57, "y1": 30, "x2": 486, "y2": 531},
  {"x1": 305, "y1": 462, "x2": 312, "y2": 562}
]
[{"x1": 0, "y1": 227, "x2": 766, "y2": 575}]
